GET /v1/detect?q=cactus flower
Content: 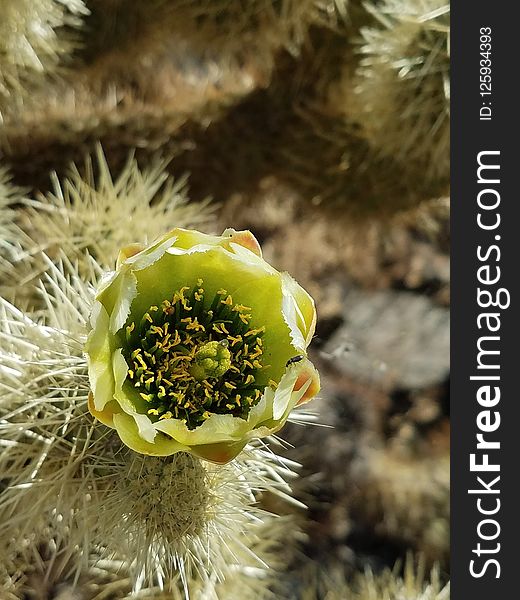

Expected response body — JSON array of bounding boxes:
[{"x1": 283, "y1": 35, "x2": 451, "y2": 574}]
[{"x1": 85, "y1": 228, "x2": 319, "y2": 463}]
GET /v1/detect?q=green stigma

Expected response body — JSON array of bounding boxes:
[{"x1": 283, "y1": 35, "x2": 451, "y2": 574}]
[
  {"x1": 190, "y1": 340, "x2": 231, "y2": 381},
  {"x1": 122, "y1": 281, "x2": 268, "y2": 429}
]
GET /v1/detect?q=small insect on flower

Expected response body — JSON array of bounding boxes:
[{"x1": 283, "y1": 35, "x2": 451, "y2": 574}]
[
  {"x1": 286, "y1": 355, "x2": 304, "y2": 366},
  {"x1": 85, "y1": 228, "x2": 320, "y2": 463}
]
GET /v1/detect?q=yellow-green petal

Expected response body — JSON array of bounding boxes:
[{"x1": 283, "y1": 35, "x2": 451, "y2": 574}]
[
  {"x1": 112, "y1": 349, "x2": 156, "y2": 443},
  {"x1": 113, "y1": 413, "x2": 189, "y2": 456},
  {"x1": 85, "y1": 302, "x2": 115, "y2": 412},
  {"x1": 281, "y1": 272, "x2": 317, "y2": 351}
]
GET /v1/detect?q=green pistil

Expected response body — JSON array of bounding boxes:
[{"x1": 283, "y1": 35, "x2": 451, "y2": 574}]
[
  {"x1": 190, "y1": 340, "x2": 231, "y2": 381},
  {"x1": 123, "y1": 281, "x2": 267, "y2": 429}
]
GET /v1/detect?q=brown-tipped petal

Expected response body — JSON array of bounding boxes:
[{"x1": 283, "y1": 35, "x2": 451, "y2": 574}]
[
  {"x1": 224, "y1": 229, "x2": 263, "y2": 257},
  {"x1": 293, "y1": 362, "x2": 320, "y2": 406},
  {"x1": 116, "y1": 243, "x2": 146, "y2": 267}
]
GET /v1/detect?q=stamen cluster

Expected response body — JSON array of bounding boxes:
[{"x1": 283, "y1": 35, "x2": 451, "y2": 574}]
[{"x1": 123, "y1": 280, "x2": 267, "y2": 429}]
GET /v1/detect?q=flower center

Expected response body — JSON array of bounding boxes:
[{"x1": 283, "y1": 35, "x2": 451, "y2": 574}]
[{"x1": 123, "y1": 280, "x2": 268, "y2": 429}]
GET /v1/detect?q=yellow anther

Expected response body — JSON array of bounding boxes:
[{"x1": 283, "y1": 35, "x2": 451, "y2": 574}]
[
  {"x1": 221, "y1": 295, "x2": 233, "y2": 306},
  {"x1": 197, "y1": 278, "x2": 204, "y2": 287},
  {"x1": 212, "y1": 323, "x2": 229, "y2": 335},
  {"x1": 245, "y1": 326, "x2": 265, "y2": 337},
  {"x1": 162, "y1": 299, "x2": 174, "y2": 315},
  {"x1": 232, "y1": 303, "x2": 252, "y2": 312},
  {"x1": 136, "y1": 354, "x2": 147, "y2": 369},
  {"x1": 249, "y1": 347, "x2": 263, "y2": 359},
  {"x1": 228, "y1": 334, "x2": 242, "y2": 346},
  {"x1": 268, "y1": 380, "x2": 278, "y2": 389},
  {"x1": 124, "y1": 285, "x2": 268, "y2": 428},
  {"x1": 186, "y1": 318, "x2": 204, "y2": 332}
]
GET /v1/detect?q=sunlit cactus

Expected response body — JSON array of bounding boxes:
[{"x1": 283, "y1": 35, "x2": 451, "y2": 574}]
[
  {"x1": 0, "y1": 167, "x2": 22, "y2": 267},
  {"x1": 0, "y1": 149, "x2": 320, "y2": 595},
  {"x1": 1, "y1": 516, "x2": 292, "y2": 598},
  {"x1": 297, "y1": 556, "x2": 449, "y2": 600},
  {"x1": 0, "y1": 0, "x2": 88, "y2": 108},
  {"x1": 0, "y1": 252, "x2": 305, "y2": 595},
  {"x1": 1, "y1": 147, "x2": 211, "y2": 305},
  {"x1": 0, "y1": 167, "x2": 31, "y2": 301},
  {"x1": 345, "y1": 0, "x2": 450, "y2": 183},
  {"x1": 0, "y1": 1, "x2": 451, "y2": 595}
]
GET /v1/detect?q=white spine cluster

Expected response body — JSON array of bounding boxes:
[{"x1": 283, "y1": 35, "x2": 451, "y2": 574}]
[
  {"x1": 0, "y1": 0, "x2": 88, "y2": 105},
  {"x1": 347, "y1": 0, "x2": 450, "y2": 182},
  {"x1": 0, "y1": 252, "x2": 300, "y2": 597}
]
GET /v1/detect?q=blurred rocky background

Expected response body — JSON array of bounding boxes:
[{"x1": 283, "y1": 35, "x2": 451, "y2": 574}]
[{"x1": 1, "y1": 0, "x2": 449, "y2": 597}]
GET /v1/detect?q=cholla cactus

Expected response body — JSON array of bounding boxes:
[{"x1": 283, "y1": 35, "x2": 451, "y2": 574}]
[
  {"x1": 2, "y1": 513, "x2": 293, "y2": 598},
  {"x1": 0, "y1": 0, "x2": 88, "y2": 107},
  {"x1": 297, "y1": 556, "x2": 449, "y2": 600},
  {"x1": 346, "y1": 0, "x2": 450, "y2": 183},
  {"x1": 0, "y1": 152, "x2": 319, "y2": 594},
  {"x1": 0, "y1": 168, "x2": 24, "y2": 276},
  {"x1": 2, "y1": 147, "x2": 211, "y2": 302},
  {"x1": 0, "y1": 247, "x2": 309, "y2": 594}
]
